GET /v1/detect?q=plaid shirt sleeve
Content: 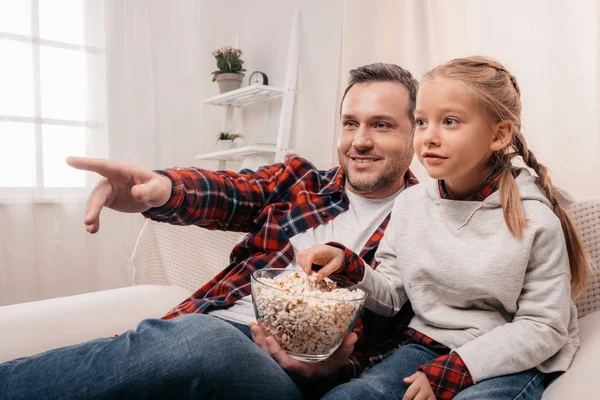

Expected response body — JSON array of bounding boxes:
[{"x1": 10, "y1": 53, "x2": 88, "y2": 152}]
[
  {"x1": 143, "y1": 157, "x2": 296, "y2": 231},
  {"x1": 323, "y1": 241, "x2": 367, "y2": 283},
  {"x1": 418, "y1": 353, "x2": 473, "y2": 399}
]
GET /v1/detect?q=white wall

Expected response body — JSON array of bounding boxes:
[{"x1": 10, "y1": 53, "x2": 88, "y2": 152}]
[
  {"x1": 0, "y1": 0, "x2": 348, "y2": 305},
  {"x1": 194, "y1": 0, "x2": 344, "y2": 171},
  {"x1": 357, "y1": 0, "x2": 600, "y2": 198},
  {"x1": 428, "y1": 0, "x2": 600, "y2": 199},
  {"x1": 4, "y1": 0, "x2": 598, "y2": 306}
]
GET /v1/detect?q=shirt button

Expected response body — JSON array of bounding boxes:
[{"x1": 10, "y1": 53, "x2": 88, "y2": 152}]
[
  {"x1": 283, "y1": 227, "x2": 289, "y2": 232},
  {"x1": 320, "y1": 211, "x2": 328, "y2": 217}
]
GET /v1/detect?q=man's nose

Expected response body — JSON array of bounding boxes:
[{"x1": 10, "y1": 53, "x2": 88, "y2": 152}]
[{"x1": 352, "y1": 126, "x2": 374, "y2": 149}]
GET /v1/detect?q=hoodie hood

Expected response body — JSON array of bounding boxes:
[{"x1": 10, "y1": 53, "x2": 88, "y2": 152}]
[{"x1": 422, "y1": 168, "x2": 574, "y2": 230}]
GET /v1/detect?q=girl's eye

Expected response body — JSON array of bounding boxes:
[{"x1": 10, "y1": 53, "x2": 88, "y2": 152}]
[
  {"x1": 415, "y1": 118, "x2": 427, "y2": 127},
  {"x1": 443, "y1": 117, "x2": 459, "y2": 126}
]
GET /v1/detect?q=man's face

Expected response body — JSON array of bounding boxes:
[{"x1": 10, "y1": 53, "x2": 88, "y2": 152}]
[{"x1": 338, "y1": 81, "x2": 415, "y2": 199}]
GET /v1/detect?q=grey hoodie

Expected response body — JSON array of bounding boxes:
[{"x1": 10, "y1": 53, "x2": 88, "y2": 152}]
[{"x1": 359, "y1": 169, "x2": 579, "y2": 383}]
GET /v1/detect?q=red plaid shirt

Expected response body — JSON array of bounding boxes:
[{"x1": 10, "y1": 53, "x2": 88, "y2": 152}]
[
  {"x1": 329, "y1": 173, "x2": 505, "y2": 398},
  {"x1": 403, "y1": 329, "x2": 473, "y2": 400},
  {"x1": 142, "y1": 154, "x2": 418, "y2": 380},
  {"x1": 438, "y1": 173, "x2": 502, "y2": 201}
]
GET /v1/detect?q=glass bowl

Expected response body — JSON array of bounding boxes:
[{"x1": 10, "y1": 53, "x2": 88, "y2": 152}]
[{"x1": 251, "y1": 268, "x2": 366, "y2": 362}]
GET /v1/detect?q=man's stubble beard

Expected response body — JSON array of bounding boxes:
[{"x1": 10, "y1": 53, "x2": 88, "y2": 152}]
[{"x1": 340, "y1": 149, "x2": 413, "y2": 193}]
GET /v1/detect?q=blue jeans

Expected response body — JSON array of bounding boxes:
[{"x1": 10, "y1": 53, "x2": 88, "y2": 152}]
[
  {"x1": 0, "y1": 315, "x2": 549, "y2": 400},
  {"x1": 0, "y1": 314, "x2": 302, "y2": 400},
  {"x1": 322, "y1": 344, "x2": 547, "y2": 400}
]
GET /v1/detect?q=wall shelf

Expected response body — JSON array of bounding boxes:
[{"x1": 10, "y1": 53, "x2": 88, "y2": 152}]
[
  {"x1": 195, "y1": 9, "x2": 299, "y2": 171},
  {"x1": 202, "y1": 85, "x2": 286, "y2": 108},
  {"x1": 193, "y1": 144, "x2": 278, "y2": 161}
]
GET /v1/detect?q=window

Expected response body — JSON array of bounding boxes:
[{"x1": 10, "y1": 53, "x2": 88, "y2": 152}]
[{"x1": 0, "y1": 0, "x2": 106, "y2": 199}]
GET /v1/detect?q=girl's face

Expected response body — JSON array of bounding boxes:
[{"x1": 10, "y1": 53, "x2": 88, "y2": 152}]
[{"x1": 413, "y1": 78, "x2": 498, "y2": 199}]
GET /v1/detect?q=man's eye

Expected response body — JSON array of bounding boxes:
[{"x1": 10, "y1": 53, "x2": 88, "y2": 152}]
[
  {"x1": 344, "y1": 121, "x2": 357, "y2": 128},
  {"x1": 443, "y1": 117, "x2": 459, "y2": 126},
  {"x1": 375, "y1": 122, "x2": 390, "y2": 129}
]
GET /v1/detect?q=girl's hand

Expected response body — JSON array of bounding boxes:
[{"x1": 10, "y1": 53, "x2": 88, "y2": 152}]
[
  {"x1": 296, "y1": 244, "x2": 345, "y2": 280},
  {"x1": 403, "y1": 371, "x2": 436, "y2": 400}
]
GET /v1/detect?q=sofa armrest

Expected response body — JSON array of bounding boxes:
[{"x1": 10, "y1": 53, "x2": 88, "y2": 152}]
[
  {"x1": 0, "y1": 285, "x2": 191, "y2": 363},
  {"x1": 132, "y1": 220, "x2": 244, "y2": 291},
  {"x1": 542, "y1": 311, "x2": 600, "y2": 399}
]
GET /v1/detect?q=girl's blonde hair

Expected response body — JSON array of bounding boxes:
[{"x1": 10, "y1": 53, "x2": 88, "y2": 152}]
[{"x1": 423, "y1": 56, "x2": 590, "y2": 297}]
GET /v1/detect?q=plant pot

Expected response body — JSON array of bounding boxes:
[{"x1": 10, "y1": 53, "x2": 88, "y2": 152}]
[
  {"x1": 216, "y1": 73, "x2": 245, "y2": 93},
  {"x1": 216, "y1": 139, "x2": 234, "y2": 151}
]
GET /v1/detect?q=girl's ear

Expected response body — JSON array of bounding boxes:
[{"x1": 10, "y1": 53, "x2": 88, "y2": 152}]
[{"x1": 490, "y1": 120, "x2": 514, "y2": 151}]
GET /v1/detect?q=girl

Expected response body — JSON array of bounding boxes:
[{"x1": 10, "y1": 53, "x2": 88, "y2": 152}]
[{"x1": 296, "y1": 56, "x2": 591, "y2": 400}]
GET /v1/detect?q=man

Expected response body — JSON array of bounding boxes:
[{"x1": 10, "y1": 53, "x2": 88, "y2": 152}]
[{"x1": 0, "y1": 63, "x2": 418, "y2": 399}]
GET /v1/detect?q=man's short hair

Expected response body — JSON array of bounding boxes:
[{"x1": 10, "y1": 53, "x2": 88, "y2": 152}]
[{"x1": 341, "y1": 63, "x2": 418, "y2": 125}]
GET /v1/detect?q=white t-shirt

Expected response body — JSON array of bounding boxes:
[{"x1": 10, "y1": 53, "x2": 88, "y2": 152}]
[{"x1": 208, "y1": 187, "x2": 403, "y2": 324}]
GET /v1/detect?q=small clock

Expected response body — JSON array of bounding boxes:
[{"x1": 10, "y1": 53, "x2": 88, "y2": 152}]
[{"x1": 249, "y1": 71, "x2": 269, "y2": 86}]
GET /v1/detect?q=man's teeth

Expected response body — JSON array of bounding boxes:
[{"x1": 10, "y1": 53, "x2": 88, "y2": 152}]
[{"x1": 353, "y1": 158, "x2": 375, "y2": 163}]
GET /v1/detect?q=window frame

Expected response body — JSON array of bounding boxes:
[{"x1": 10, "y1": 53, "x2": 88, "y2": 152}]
[{"x1": 0, "y1": 0, "x2": 105, "y2": 202}]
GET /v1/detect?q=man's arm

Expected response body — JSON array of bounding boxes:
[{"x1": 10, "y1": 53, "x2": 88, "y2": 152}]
[
  {"x1": 142, "y1": 163, "x2": 288, "y2": 232},
  {"x1": 67, "y1": 155, "x2": 305, "y2": 233}
]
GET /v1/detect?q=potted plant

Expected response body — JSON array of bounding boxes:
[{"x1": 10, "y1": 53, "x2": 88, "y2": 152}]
[
  {"x1": 212, "y1": 46, "x2": 247, "y2": 93},
  {"x1": 216, "y1": 131, "x2": 244, "y2": 151}
]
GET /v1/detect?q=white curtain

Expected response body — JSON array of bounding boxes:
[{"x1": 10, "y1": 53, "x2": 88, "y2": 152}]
[
  {"x1": 3, "y1": 0, "x2": 598, "y2": 306},
  {"x1": 0, "y1": 0, "x2": 117, "y2": 306},
  {"x1": 339, "y1": 0, "x2": 600, "y2": 199},
  {"x1": 0, "y1": 0, "x2": 204, "y2": 306}
]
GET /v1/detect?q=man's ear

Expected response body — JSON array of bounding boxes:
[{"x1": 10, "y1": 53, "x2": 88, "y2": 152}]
[{"x1": 490, "y1": 120, "x2": 514, "y2": 151}]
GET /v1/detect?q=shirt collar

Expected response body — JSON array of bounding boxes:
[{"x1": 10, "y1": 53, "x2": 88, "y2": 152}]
[{"x1": 438, "y1": 171, "x2": 503, "y2": 202}]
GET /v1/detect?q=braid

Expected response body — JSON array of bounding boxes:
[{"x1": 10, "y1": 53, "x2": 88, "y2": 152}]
[
  {"x1": 467, "y1": 59, "x2": 521, "y2": 95},
  {"x1": 513, "y1": 133, "x2": 559, "y2": 210},
  {"x1": 491, "y1": 64, "x2": 521, "y2": 96},
  {"x1": 512, "y1": 132, "x2": 591, "y2": 297},
  {"x1": 491, "y1": 140, "x2": 526, "y2": 238},
  {"x1": 507, "y1": 74, "x2": 521, "y2": 96}
]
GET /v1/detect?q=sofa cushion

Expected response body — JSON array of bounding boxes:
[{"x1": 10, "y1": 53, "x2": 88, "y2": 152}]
[
  {"x1": 542, "y1": 310, "x2": 600, "y2": 399},
  {"x1": 0, "y1": 284, "x2": 192, "y2": 363}
]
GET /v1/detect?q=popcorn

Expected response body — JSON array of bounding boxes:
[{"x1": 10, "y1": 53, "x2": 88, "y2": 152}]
[{"x1": 252, "y1": 271, "x2": 365, "y2": 359}]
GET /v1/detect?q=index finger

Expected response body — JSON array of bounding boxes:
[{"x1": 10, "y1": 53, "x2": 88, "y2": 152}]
[
  {"x1": 66, "y1": 156, "x2": 127, "y2": 179},
  {"x1": 296, "y1": 250, "x2": 316, "y2": 276}
]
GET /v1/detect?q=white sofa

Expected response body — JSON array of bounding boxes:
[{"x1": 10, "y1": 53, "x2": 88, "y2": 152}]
[{"x1": 0, "y1": 200, "x2": 598, "y2": 399}]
